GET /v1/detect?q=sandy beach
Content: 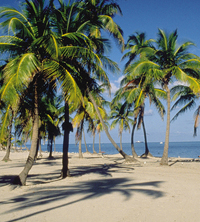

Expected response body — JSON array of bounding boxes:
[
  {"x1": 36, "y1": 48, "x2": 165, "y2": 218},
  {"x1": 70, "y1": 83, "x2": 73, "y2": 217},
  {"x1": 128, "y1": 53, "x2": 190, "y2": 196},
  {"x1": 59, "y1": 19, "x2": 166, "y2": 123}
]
[{"x1": 0, "y1": 150, "x2": 200, "y2": 222}]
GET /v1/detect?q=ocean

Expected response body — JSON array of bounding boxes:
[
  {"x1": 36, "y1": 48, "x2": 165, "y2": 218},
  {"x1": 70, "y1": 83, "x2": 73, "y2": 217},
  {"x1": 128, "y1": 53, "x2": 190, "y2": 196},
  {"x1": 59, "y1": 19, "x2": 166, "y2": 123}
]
[{"x1": 27, "y1": 141, "x2": 200, "y2": 159}]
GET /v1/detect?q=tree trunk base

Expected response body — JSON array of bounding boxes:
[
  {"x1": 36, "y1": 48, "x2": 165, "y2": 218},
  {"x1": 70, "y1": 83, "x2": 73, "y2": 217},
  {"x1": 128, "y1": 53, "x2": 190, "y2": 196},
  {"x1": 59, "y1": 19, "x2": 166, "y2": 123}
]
[
  {"x1": 79, "y1": 153, "x2": 83, "y2": 158},
  {"x1": 37, "y1": 154, "x2": 43, "y2": 159},
  {"x1": 2, "y1": 158, "x2": 11, "y2": 162},
  {"x1": 124, "y1": 156, "x2": 138, "y2": 163},
  {"x1": 140, "y1": 152, "x2": 153, "y2": 158},
  {"x1": 160, "y1": 161, "x2": 169, "y2": 166},
  {"x1": 48, "y1": 156, "x2": 55, "y2": 160},
  {"x1": 61, "y1": 169, "x2": 71, "y2": 179}
]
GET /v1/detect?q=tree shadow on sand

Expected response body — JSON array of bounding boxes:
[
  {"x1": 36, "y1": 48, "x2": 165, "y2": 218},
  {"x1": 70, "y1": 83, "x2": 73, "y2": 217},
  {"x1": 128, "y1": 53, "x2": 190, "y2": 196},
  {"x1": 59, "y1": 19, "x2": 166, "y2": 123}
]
[{"x1": 1, "y1": 162, "x2": 165, "y2": 222}]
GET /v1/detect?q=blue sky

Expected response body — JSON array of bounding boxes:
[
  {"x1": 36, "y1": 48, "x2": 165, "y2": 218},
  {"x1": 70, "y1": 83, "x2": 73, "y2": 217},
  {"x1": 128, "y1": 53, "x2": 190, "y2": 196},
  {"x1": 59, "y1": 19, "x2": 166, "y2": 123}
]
[{"x1": 1, "y1": 0, "x2": 200, "y2": 144}]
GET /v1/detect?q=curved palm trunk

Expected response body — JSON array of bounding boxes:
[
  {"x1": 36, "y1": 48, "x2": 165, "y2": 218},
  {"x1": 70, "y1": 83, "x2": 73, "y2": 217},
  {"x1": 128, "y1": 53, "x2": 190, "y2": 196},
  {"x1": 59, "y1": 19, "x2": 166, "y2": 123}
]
[
  {"x1": 120, "y1": 133, "x2": 123, "y2": 150},
  {"x1": 2, "y1": 109, "x2": 14, "y2": 161},
  {"x1": 61, "y1": 101, "x2": 72, "y2": 178},
  {"x1": 83, "y1": 129, "x2": 90, "y2": 153},
  {"x1": 92, "y1": 132, "x2": 97, "y2": 154},
  {"x1": 99, "y1": 132, "x2": 101, "y2": 153},
  {"x1": 87, "y1": 89, "x2": 132, "y2": 160},
  {"x1": 141, "y1": 117, "x2": 153, "y2": 157},
  {"x1": 13, "y1": 81, "x2": 39, "y2": 185},
  {"x1": 79, "y1": 130, "x2": 83, "y2": 158},
  {"x1": 131, "y1": 116, "x2": 138, "y2": 158},
  {"x1": 161, "y1": 85, "x2": 170, "y2": 165}
]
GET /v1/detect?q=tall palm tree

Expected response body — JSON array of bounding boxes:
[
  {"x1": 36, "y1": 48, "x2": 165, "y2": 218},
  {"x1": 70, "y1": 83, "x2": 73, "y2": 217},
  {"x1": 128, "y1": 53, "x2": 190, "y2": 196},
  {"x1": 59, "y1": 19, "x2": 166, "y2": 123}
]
[
  {"x1": 54, "y1": 0, "x2": 132, "y2": 161},
  {"x1": 155, "y1": 29, "x2": 200, "y2": 165},
  {"x1": 134, "y1": 29, "x2": 200, "y2": 165},
  {"x1": 118, "y1": 32, "x2": 165, "y2": 158},
  {"x1": 0, "y1": 0, "x2": 66, "y2": 185}
]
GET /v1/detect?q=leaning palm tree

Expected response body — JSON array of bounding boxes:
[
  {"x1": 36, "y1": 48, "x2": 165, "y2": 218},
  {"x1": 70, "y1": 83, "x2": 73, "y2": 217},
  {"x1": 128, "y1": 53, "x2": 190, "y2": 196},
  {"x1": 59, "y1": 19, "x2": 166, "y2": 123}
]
[
  {"x1": 79, "y1": 1, "x2": 135, "y2": 161},
  {"x1": 0, "y1": 0, "x2": 68, "y2": 184}
]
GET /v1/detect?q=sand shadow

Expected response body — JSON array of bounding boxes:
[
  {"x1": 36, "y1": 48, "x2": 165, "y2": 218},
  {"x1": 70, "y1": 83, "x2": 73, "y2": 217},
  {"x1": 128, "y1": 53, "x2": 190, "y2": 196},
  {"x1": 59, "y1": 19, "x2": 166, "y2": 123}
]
[{"x1": 2, "y1": 177, "x2": 165, "y2": 222}]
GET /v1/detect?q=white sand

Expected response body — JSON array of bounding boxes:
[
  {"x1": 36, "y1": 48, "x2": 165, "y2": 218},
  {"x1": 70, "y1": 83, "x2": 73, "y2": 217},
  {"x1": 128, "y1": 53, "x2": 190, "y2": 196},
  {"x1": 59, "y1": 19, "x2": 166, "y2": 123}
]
[{"x1": 0, "y1": 150, "x2": 200, "y2": 222}]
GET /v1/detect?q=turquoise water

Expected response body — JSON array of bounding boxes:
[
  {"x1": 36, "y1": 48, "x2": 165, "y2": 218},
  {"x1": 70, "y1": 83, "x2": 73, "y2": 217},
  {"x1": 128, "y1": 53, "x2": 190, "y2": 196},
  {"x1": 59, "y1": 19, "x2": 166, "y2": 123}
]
[{"x1": 27, "y1": 141, "x2": 200, "y2": 158}]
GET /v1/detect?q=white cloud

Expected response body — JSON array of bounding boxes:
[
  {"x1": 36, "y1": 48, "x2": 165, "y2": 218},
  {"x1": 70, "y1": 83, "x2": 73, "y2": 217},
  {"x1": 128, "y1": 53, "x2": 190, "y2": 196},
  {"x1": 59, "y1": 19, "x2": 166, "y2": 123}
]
[
  {"x1": 144, "y1": 109, "x2": 153, "y2": 116},
  {"x1": 110, "y1": 82, "x2": 119, "y2": 94},
  {"x1": 170, "y1": 81, "x2": 189, "y2": 87},
  {"x1": 114, "y1": 75, "x2": 124, "y2": 84}
]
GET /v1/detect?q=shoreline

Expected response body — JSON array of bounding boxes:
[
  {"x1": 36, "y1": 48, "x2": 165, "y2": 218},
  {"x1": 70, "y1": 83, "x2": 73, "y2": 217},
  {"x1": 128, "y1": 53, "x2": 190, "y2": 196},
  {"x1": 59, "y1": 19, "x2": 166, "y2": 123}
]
[{"x1": 1, "y1": 149, "x2": 200, "y2": 161}]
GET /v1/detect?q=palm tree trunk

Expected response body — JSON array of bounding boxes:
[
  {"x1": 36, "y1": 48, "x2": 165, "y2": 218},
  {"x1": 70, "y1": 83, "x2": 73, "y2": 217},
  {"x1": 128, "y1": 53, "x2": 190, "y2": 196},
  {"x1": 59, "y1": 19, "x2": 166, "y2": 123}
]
[
  {"x1": 83, "y1": 129, "x2": 90, "y2": 153},
  {"x1": 79, "y1": 139, "x2": 83, "y2": 158},
  {"x1": 141, "y1": 117, "x2": 152, "y2": 157},
  {"x1": 131, "y1": 117, "x2": 138, "y2": 158},
  {"x1": 24, "y1": 136, "x2": 29, "y2": 151},
  {"x1": 92, "y1": 132, "x2": 97, "y2": 154},
  {"x1": 87, "y1": 89, "x2": 132, "y2": 160},
  {"x1": 38, "y1": 137, "x2": 43, "y2": 158},
  {"x1": 61, "y1": 101, "x2": 72, "y2": 178},
  {"x1": 2, "y1": 109, "x2": 14, "y2": 161},
  {"x1": 14, "y1": 130, "x2": 16, "y2": 151},
  {"x1": 48, "y1": 137, "x2": 53, "y2": 159},
  {"x1": 13, "y1": 81, "x2": 39, "y2": 185},
  {"x1": 99, "y1": 132, "x2": 101, "y2": 153},
  {"x1": 79, "y1": 120, "x2": 83, "y2": 158},
  {"x1": 24, "y1": 134, "x2": 29, "y2": 150},
  {"x1": 161, "y1": 85, "x2": 170, "y2": 165},
  {"x1": 120, "y1": 133, "x2": 123, "y2": 150},
  {"x1": 54, "y1": 137, "x2": 56, "y2": 152}
]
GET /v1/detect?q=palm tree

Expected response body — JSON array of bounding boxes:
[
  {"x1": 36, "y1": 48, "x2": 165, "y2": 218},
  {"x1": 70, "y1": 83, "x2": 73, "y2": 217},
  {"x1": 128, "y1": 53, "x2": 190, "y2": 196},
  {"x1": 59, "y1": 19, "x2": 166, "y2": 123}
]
[
  {"x1": 79, "y1": 0, "x2": 124, "y2": 46},
  {"x1": 120, "y1": 72, "x2": 166, "y2": 157},
  {"x1": 54, "y1": 0, "x2": 133, "y2": 161},
  {"x1": 110, "y1": 102, "x2": 134, "y2": 150},
  {"x1": 122, "y1": 31, "x2": 155, "y2": 68},
  {"x1": 117, "y1": 32, "x2": 165, "y2": 158},
  {"x1": 78, "y1": 0, "x2": 135, "y2": 161},
  {"x1": 134, "y1": 29, "x2": 200, "y2": 165},
  {"x1": 155, "y1": 29, "x2": 200, "y2": 165},
  {"x1": 73, "y1": 97, "x2": 92, "y2": 158},
  {"x1": 1, "y1": 106, "x2": 14, "y2": 161},
  {"x1": 170, "y1": 85, "x2": 200, "y2": 136},
  {"x1": 52, "y1": 0, "x2": 104, "y2": 176},
  {"x1": 0, "y1": 0, "x2": 64, "y2": 185}
]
